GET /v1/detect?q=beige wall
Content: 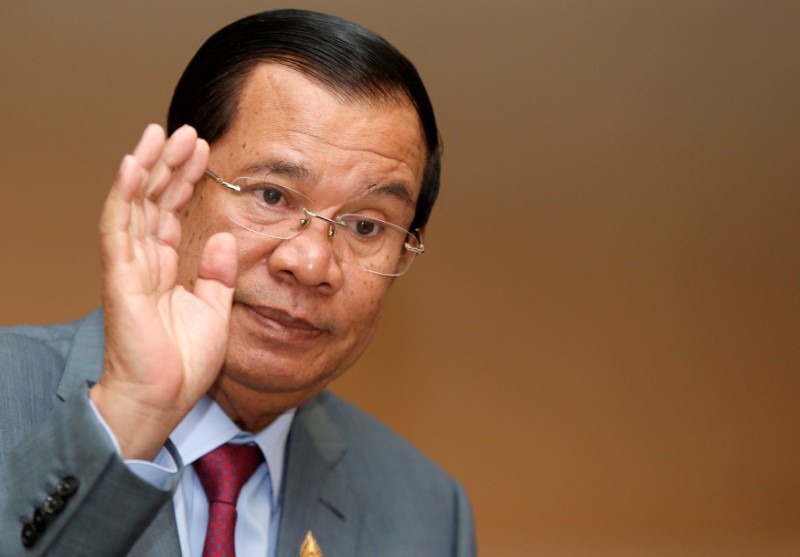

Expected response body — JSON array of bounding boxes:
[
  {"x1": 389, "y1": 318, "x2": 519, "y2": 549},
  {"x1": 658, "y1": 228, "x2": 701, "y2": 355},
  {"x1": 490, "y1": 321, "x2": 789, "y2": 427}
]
[{"x1": 2, "y1": 1, "x2": 799, "y2": 555}]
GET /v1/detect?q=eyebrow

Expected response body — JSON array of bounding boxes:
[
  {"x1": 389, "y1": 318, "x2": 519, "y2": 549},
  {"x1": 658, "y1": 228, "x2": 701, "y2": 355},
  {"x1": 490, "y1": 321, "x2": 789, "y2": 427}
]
[
  {"x1": 240, "y1": 160, "x2": 313, "y2": 181},
  {"x1": 361, "y1": 182, "x2": 416, "y2": 208}
]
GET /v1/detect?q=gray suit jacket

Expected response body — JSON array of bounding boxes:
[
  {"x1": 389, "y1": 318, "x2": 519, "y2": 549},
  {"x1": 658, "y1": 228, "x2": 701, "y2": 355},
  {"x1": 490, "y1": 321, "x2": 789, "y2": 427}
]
[{"x1": 0, "y1": 310, "x2": 475, "y2": 556}]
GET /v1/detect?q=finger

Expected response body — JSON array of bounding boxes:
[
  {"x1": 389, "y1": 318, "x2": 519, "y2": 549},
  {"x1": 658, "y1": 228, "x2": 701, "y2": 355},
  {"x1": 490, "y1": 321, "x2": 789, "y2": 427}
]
[
  {"x1": 156, "y1": 208, "x2": 182, "y2": 252},
  {"x1": 160, "y1": 138, "x2": 210, "y2": 212},
  {"x1": 193, "y1": 232, "x2": 238, "y2": 314},
  {"x1": 182, "y1": 137, "x2": 210, "y2": 185},
  {"x1": 132, "y1": 124, "x2": 167, "y2": 170},
  {"x1": 99, "y1": 154, "x2": 140, "y2": 265},
  {"x1": 146, "y1": 125, "x2": 198, "y2": 200}
]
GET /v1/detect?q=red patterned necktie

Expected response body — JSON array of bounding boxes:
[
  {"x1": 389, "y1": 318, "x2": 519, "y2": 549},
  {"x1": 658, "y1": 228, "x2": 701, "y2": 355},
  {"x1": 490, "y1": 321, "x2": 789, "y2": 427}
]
[{"x1": 194, "y1": 443, "x2": 264, "y2": 557}]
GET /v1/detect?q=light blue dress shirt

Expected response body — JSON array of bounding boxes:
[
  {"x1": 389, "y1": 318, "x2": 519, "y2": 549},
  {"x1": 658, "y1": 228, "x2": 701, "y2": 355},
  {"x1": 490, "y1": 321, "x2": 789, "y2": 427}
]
[{"x1": 96, "y1": 395, "x2": 295, "y2": 557}]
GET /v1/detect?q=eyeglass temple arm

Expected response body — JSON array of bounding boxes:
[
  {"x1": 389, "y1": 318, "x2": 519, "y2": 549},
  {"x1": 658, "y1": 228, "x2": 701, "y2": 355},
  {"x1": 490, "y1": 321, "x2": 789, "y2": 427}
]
[
  {"x1": 405, "y1": 229, "x2": 425, "y2": 254},
  {"x1": 204, "y1": 169, "x2": 241, "y2": 192}
]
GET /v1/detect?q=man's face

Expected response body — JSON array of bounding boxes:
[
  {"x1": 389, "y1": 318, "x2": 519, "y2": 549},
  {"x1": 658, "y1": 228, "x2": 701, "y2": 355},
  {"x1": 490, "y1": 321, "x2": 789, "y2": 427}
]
[{"x1": 177, "y1": 63, "x2": 426, "y2": 411}]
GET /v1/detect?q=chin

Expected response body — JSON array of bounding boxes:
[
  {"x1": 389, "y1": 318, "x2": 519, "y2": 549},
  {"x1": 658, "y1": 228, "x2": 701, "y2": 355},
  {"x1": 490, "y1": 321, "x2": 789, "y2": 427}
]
[{"x1": 220, "y1": 352, "x2": 343, "y2": 398}]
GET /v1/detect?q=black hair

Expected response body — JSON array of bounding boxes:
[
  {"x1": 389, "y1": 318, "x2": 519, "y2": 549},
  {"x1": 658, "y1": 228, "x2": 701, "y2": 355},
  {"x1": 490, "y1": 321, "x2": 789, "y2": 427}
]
[{"x1": 167, "y1": 9, "x2": 440, "y2": 231}]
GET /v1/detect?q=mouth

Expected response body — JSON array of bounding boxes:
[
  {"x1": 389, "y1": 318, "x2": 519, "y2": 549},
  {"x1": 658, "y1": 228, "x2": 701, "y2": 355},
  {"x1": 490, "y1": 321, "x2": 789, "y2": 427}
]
[{"x1": 236, "y1": 303, "x2": 325, "y2": 343}]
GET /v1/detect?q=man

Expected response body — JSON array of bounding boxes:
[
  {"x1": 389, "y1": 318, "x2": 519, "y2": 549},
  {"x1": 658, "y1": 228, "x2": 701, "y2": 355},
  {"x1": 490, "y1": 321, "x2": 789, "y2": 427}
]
[{"x1": 0, "y1": 9, "x2": 474, "y2": 557}]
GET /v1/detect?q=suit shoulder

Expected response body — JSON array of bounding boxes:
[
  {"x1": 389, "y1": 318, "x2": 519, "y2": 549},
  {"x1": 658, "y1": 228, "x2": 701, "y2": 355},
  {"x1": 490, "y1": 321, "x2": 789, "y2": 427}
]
[
  {"x1": 0, "y1": 312, "x2": 101, "y2": 453},
  {"x1": 0, "y1": 308, "x2": 104, "y2": 376},
  {"x1": 0, "y1": 314, "x2": 88, "y2": 360},
  {"x1": 307, "y1": 392, "x2": 475, "y2": 551},
  {"x1": 0, "y1": 328, "x2": 67, "y2": 387},
  {"x1": 314, "y1": 391, "x2": 458, "y2": 488},
  {"x1": 0, "y1": 318, "x2": 79, "y2": 392}
]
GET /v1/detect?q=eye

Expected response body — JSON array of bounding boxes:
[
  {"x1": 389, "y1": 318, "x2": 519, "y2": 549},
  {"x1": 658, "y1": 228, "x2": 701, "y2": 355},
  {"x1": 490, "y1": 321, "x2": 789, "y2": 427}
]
[
  {"x1": 257, "y1": 186, "x2": 285, "y2": 206},
  {"x1": 354, "y1": 219, "x2": 379, "y2": 238},
  {"x1": 340, "y1": 216, "x2": 383, "y2": 239}
]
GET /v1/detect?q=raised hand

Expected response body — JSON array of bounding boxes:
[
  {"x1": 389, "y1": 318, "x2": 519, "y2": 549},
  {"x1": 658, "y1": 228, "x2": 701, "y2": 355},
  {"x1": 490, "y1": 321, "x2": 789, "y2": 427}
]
[{"x1": 90, "y1": 124, "x2": 238, "y2": 460}]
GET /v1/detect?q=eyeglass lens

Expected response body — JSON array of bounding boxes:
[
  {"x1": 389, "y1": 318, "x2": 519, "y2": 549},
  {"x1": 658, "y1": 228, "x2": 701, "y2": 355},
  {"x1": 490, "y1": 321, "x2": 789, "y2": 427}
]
[{"x1": 221, "y1": 176, "x2": 421, "y2": 276}]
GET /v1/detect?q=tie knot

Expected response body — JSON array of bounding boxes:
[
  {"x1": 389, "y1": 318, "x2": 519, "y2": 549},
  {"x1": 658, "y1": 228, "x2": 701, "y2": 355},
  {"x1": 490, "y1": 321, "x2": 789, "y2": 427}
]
[{"x1": 194, "y1": 443, "x2": 264, "y2": 506}]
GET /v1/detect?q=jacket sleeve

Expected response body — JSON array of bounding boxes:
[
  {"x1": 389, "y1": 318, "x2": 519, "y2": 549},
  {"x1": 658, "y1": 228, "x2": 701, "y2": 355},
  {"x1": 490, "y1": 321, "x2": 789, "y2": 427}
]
[{"x1": 0, "y1": 382, "x2": 178, "y2": 556}]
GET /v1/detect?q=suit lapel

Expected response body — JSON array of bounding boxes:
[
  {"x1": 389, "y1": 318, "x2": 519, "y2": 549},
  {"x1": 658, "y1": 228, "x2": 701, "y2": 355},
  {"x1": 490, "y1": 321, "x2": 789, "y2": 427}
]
[
  {"x1": 276, "y1": 394, "x2": 362, "y2": 557},
  {"x1": 56, "y1": 308, "x2": 105, "y2": 400},
  {"x1": 54, "y1": 313, "x2": 362, "y2": 556}
]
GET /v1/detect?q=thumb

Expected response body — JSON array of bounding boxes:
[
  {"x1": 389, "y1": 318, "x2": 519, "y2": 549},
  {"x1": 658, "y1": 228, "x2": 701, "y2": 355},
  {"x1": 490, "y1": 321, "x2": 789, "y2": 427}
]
[{"x1": 193, "y1": 231, "x2": 238, "y2": 315}]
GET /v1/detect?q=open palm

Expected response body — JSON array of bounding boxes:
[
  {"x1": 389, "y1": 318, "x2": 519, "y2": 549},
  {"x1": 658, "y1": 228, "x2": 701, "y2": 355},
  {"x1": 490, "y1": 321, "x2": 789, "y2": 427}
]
[{"x1": 91, "y1": 124, "x2": 237, "y2": 460}]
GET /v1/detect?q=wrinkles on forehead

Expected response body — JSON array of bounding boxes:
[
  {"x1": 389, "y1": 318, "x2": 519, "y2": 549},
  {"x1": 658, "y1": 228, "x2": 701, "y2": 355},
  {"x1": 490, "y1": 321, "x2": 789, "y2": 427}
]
[{"x1": 209, "y1": 65, "x2": 426, "y2": 222}]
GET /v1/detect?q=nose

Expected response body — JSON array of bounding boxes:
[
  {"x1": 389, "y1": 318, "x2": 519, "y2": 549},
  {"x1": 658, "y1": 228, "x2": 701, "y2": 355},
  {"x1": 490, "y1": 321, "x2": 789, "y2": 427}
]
[{"x1": 267, "y1": 216, "x2": 344, "y2": 292}]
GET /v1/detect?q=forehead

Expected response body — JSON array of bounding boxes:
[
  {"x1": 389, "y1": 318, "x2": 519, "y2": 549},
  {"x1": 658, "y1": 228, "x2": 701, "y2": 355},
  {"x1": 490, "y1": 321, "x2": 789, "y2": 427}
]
[{"x1": 210, "y1": 63, "x2": 426, "y2": 196}]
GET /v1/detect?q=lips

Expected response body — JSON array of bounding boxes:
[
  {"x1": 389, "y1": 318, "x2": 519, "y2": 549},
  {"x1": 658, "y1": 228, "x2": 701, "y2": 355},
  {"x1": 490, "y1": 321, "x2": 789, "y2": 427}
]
[{"x1": 236, "y1": 303, "x2": 324, "y2": 341}]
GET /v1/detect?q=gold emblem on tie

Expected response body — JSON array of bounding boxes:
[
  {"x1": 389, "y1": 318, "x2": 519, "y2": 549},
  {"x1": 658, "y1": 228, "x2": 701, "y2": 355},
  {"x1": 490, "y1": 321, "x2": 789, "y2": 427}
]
[{"x1": 300, "y1": 531, "x2": 323, "y2": 557}]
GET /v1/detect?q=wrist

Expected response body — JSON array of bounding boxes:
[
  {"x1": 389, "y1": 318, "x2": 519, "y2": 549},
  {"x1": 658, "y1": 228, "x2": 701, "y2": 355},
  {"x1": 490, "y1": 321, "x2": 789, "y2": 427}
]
[{"x1": 89, "y1": 382, "x2": 182, "y2": 461}]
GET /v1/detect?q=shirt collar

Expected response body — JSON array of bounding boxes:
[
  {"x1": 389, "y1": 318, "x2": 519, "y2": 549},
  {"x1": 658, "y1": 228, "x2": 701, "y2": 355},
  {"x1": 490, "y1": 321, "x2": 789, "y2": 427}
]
[{"x1": 170, "y1": 395, "x2": 296, "y2": 507}]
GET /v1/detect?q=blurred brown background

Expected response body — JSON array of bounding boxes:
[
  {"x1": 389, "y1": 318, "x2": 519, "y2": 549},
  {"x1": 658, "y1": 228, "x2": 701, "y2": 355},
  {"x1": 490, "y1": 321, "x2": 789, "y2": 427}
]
[{"x1": 2, "y1": 1, "x2": 799, "y2": 555}]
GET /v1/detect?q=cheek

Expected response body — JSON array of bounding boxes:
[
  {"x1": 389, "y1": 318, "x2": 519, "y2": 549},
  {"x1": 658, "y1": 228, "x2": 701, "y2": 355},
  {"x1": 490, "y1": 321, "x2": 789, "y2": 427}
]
[
  {"x1": 234, "y1": 235, "x2": 275, "y2": 271},
  {"x1": 341, "y1": 278, "x2": 391, "y2": 335},
  {"x1": 177, "y1": 226, "x2": 209, "y2": 290},
  {"x1": 176, "y1": 193, "x2": 228, "y2": 289}
]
